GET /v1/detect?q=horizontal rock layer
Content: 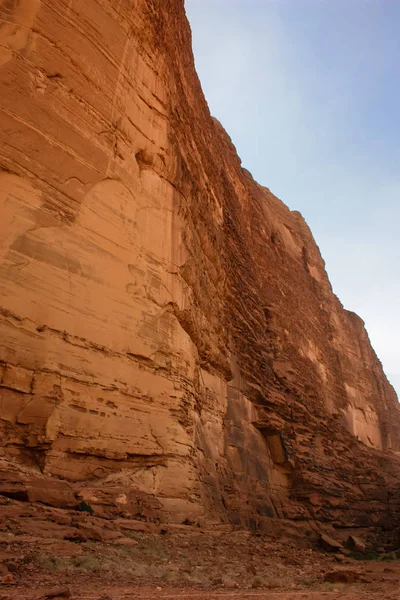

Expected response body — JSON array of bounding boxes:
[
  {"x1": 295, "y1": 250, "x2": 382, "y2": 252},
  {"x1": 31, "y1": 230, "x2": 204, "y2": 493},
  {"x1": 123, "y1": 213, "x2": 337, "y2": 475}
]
[{"x1": 0, "y1": 0, "x2": 400, "y2": 531}]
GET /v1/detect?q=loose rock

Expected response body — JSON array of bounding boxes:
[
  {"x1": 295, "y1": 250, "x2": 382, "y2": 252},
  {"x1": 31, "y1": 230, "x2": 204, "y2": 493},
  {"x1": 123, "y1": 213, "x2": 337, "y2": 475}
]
[
  {"x1": 324, "y1": 569, "x2": 361, "y2": 583},
  {"x1": 347, "y1": 535, "x2": 366, "y2": 553},
  {"x1": 319, "y1": 534, "x2": 343, "y2": 553},
  {"x1": 41, "y1": 588, "x2": 71, "y2": 599}
]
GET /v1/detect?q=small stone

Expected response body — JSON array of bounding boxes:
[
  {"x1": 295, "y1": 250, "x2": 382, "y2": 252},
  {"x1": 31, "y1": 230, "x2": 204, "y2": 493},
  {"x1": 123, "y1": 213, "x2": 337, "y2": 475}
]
[
  {"x1": 324, "y1": 569, "x2": 360, "y2": 584},
  {"x1": 346, "y1": 535, "x2": 366, "y2": 553},
  {"x1": 156, "y1": 586, "x2": 162, "y2": 591},
  {"x1": 115, "y1": 537, "x2": 138, "y2": 547},
  {"x1": 4, "y1": 563, "x2": 17, "y2": 574},
  {"x1": 0, "y1": 574, "x2": 15, "y2": 585},
  {"x1": 41, "y1": 588, "x2": 71, "y2": 599},
  {"x1": 333, "y1": 553, "x2": 345, "y2": 562},
  {"x1": 319, "y1": 533, "x2": 343, "y2": 553}
]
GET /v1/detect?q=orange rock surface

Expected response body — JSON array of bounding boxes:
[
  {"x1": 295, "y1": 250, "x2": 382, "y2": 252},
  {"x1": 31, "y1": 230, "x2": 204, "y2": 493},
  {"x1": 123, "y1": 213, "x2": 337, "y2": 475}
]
[{"x1": 0, "y1": 0, "x2": 400, "y2": 531}]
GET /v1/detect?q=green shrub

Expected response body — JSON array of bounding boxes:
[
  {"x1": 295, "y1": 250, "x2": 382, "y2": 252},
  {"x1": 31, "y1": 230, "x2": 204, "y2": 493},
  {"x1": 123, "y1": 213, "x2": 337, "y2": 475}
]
[{"x1": 78, "y1": 500, "x2": 94, "y2": 515}]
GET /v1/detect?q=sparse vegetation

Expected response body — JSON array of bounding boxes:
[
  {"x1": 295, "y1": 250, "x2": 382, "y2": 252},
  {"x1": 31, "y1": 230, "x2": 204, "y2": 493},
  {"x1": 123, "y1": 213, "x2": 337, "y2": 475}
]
[
  {"x1": 321, "y1": 582, "x2": 345, "y2": 592},
  {"x1": 39, "y1": 556, "x2": 70, "y2": 571},
  {"x1": 252, "y1": 575, "x2": 263, "y2": 588},
  {"x1": 349, "y1": 549, "x2": 400, "y2": 561},
  {"x1": 39, "y1": 553, "x2": 102, "y2": 573},
  {"x1": 349, "y1": 549, "x2": 380, "y2": 561},
  {"x1": 31, "y1": 530, "x2": 399, "y2": 596},
  {"x1": 298, "y1": 575, "x2": 318, "y2": 587},
  {"x1": 78, "y1": 500, "x2": 94, "y2": 515},
  {"x1": 72, "y1": 554, "x2": 102, "y2": 572}
]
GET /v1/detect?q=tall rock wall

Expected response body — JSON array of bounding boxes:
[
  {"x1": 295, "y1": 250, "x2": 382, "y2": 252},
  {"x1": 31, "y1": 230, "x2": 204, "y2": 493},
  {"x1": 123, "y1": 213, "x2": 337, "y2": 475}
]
[{"x1": 1, "y1": 0, "x2": 400, "y2": 530}]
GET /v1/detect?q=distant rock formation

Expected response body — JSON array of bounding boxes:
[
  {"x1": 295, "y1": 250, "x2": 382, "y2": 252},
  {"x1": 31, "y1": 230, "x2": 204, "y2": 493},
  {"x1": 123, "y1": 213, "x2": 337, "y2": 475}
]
[{"x1": 1, "y1": 0, "x2": 400, "y2": 532}]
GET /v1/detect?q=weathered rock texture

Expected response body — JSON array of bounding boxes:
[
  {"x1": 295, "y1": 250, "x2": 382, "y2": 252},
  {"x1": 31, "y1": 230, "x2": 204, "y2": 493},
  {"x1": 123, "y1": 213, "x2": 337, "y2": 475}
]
[{"x1": 1, "y1": 0, "x2": 400, "y2": 532}]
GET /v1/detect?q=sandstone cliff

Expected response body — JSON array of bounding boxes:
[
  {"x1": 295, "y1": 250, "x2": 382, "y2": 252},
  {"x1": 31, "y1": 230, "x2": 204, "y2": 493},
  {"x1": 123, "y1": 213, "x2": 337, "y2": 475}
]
[{"x1": 0, "y1": 0, "x2": 400, "y2": 534}]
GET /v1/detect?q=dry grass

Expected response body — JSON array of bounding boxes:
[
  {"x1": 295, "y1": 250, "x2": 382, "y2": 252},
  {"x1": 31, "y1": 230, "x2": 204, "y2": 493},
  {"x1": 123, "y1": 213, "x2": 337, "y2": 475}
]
[{"x1": 35, "y1": 531, "x2": 335, "y2": 591}]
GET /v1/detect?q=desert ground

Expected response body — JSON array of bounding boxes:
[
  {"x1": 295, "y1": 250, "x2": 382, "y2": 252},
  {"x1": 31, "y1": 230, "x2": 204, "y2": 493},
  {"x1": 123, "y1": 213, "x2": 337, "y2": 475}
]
[{"x1": 1, "y1": 516, "x2": 399, "y2": 600}]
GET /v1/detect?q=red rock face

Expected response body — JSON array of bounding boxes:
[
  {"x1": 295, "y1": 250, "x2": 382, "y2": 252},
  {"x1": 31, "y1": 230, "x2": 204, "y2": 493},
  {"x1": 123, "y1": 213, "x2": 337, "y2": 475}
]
[{"x1": 0, "y1": 0, "x2": 400, "y2": 530}]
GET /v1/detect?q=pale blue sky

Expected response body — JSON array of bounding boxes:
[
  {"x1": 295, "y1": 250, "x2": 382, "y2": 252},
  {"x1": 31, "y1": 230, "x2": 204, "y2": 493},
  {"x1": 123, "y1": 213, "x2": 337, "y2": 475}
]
[{"x1": 185, "y1": 0, "x2": 400, "y2": 397}]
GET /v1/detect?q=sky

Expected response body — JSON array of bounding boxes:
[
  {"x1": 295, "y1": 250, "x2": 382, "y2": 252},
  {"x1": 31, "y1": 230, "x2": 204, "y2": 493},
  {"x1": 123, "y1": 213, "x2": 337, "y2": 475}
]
[{"x1": 185, "y1": 0, "x2": 400, "y2": 397}]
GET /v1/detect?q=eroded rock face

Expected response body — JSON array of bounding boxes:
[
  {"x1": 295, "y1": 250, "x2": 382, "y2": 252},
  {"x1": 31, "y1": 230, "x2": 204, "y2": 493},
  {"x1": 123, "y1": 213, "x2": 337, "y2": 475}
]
[{"x1": 0, "y1": 0, "x2": 400, "y2": 530}]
